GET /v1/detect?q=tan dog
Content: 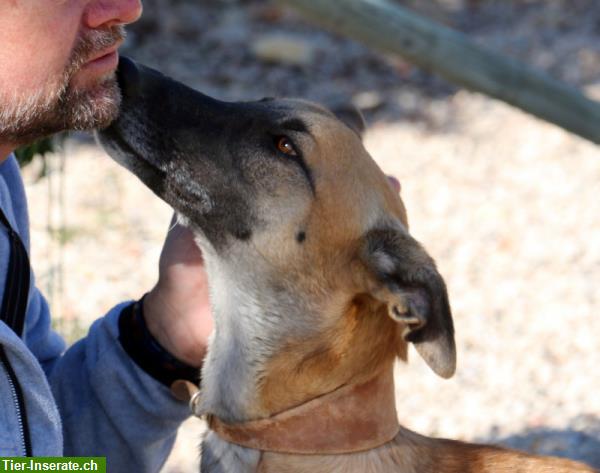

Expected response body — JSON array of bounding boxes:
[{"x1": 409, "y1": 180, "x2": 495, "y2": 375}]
[{"x1": 99, "y1": 58, "x2": 597, "y2": 473}]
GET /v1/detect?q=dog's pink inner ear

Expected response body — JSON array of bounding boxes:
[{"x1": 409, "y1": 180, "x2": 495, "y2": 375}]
[{"x1": 388, "y1": 287, "x2": 430, "y2": 336}]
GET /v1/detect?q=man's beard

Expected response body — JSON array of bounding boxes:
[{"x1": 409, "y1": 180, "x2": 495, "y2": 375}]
[{"x1": 0, "y1": 26, "x2": 125, "y2": 145}]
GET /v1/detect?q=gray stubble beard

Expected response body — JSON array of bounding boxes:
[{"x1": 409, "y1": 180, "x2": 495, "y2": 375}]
[{"x1": 0, "y1": 26, "x2": 125, "y2": 146}]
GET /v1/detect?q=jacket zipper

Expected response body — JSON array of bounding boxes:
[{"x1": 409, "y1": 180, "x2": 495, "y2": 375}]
[
  {"x1": 0, "y1": 345, "x2": 32, "y2": 456},
  {"x1": 1, "y1": 205, "x2": 33, "y2": 456}
]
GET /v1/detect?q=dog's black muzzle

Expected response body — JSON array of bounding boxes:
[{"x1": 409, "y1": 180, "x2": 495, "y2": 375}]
[
  {"x1": 116, "y1": 56, "x2": 141, "y2": 99},
  {"x1": 103, "y1": 56, "x2": 240, "y2": 172},
  {"x1": 97, "y1": 57, "x2": 267, "y2": 245}
]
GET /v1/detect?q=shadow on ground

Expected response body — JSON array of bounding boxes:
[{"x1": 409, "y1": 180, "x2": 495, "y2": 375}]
[{"x1": 484, "y1": 415, "x2": 600, "y2": 469}]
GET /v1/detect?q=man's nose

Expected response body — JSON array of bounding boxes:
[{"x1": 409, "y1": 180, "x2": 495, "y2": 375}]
[{"x1": 84, "y1": 0, "x2": 143, "y2": 29}]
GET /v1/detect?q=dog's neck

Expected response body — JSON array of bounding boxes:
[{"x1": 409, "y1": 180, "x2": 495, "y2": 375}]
[
  {"x1": 198, "y1": 240, "x2": 402, "y2": 424},
  {"x1": 197, "y1": 243, "x2": 330, "y2": 423},
  {"x1": 207, "y1": 366, "x2": 399, "y2": 454}
]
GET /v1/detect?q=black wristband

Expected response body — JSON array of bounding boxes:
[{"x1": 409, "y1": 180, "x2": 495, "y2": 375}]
[{"x1": 118, "y1": 297, "x2": 201, "y2": 388}]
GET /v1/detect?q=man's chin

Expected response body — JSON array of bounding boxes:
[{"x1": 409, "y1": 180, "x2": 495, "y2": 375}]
[
  {"x1": 66, "y1": 75, "x2": 122, "y2": 131},
  {"x1": 0, "y1": 74, "x2": 121, "y2": 145}
]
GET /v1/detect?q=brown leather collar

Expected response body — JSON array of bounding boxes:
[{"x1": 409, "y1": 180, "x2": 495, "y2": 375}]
[{"x1": 207, "y1": 368, "x2": 400, "y2": 454}]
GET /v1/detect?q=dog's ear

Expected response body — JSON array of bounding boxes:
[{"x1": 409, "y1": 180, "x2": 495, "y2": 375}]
[
  {"x1": 328, "y1": 102, "x2": 366, "y2": 136},
  {"x1": 360, "y1": 226, "x2": 456, "y2": 378}
]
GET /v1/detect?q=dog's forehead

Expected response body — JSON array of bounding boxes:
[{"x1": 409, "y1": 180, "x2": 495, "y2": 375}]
[
  {"x1": 257, "y1": 98, "x2": 351, "y2": 133},
  {"x1": 258, "y1": 97, "x2": 333, "y2": 116}
]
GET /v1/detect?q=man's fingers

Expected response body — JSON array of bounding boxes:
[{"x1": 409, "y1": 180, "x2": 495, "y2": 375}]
[{"x1": 160, "y1": 213, "x2": 204, "y2": 269}]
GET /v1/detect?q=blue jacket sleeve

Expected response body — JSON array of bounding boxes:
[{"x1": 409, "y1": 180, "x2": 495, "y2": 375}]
[
  {"x1": 21, "y1": 258, "x2": 191, "y2": 470},
  {"x1": 41, "y1": 292, "x2": 191, "y2": 471}
]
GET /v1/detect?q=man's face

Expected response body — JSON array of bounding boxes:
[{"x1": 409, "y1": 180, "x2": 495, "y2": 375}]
[{"x1": 0, "y1": 0, "x2": 142, "y2": 146}]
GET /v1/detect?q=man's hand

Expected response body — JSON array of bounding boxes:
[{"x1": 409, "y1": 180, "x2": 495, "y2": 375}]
[{"x1": 143, "y1": 216, "x2": 213, "y2": 367}]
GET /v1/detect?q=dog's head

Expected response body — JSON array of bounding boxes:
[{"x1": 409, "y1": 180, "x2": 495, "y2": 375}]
[{"x1": 98, "y1": 58, "x2": 455, "y2": 417}]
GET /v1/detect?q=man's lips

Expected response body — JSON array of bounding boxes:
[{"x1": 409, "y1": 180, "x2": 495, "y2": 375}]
[
  {"x1": 81, "y1": 40, "x2": 123, "y2": 73},
  {"x1": 86, "y1": 38, "x2": 124, "y2": 63}
]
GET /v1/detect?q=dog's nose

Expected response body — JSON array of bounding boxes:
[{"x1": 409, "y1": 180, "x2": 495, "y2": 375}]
[{"x1": 116, "y1": 56, "x2": 141, "y2": 98}]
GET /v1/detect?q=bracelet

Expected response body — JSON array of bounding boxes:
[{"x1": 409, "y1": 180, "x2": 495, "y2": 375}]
[{"x1": 118, "y1": 296, "x2": 201, "y2": 395}]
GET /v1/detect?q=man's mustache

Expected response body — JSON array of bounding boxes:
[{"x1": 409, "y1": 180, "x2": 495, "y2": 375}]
[{"x1": 67, "y1": 25, "x2": 126, "y2": 78}]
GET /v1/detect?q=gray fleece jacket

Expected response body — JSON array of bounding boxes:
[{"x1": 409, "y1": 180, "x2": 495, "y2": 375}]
[{"x1": 0, "y1": 154, "x2": 190, "y2": 471}]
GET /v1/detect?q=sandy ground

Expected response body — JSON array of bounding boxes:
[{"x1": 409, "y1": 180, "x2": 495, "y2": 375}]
[{"x1": 20, "y1": 1, "x2": 600, "y2": 471}]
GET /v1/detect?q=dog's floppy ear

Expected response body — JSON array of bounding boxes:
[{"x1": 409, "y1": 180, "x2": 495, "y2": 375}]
[
  {"x1": 360, "y1": 226, "x2": 456, "y2": 378},
  {"x1": 327, "y1": 102, "x2": 366, "y2": 136}
]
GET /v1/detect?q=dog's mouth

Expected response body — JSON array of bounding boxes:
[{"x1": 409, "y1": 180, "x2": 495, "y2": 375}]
[{"x1": 98, "y1": 119, "x2": 168, "y2": 198}]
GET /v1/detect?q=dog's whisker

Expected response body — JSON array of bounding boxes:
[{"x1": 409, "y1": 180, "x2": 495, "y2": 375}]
[{"x1": 167, "y1": 218, "x2": 179, "y2": 234}]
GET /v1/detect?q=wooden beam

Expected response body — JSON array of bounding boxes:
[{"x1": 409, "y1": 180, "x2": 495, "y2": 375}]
[{"x1": 277, "y1": 0, "x2": 600, "y2": 144}]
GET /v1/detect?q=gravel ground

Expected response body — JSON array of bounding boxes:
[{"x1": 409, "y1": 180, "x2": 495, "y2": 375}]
[{"x1": 22, "y1": 1, "x2": 600, "y2": 471}]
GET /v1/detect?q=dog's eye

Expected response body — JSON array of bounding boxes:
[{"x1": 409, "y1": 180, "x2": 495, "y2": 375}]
[{"x1": 275, "y1": 136, "x2": 298, "y2": 157}]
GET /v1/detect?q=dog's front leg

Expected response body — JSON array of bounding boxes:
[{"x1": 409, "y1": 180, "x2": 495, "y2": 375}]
[{"x1": 201, "y1": 431, "x2": 261, "y2": 473}]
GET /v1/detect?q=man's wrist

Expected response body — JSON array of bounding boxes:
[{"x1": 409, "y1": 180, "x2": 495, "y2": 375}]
[{"x1": 118, "y1": 297, "x2": 201, "y2": 390}]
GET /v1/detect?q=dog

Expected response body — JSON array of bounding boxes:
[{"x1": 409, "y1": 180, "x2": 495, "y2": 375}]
[{"x1": 98, "y1": 57, "x2": 597, "y2": 473}]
